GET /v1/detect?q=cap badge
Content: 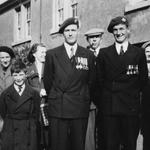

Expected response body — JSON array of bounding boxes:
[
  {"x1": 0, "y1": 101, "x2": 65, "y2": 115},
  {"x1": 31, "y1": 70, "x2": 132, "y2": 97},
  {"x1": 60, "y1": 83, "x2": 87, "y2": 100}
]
[{"x1": 122, "y1": 18, "x2": 126, "y2": 22}]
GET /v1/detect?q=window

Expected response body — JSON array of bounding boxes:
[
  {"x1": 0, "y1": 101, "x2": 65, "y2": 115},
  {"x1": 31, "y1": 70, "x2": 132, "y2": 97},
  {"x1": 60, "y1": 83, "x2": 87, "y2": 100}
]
[
  {"x1": 128, "y1": 0, "x2": 147, "y2": 5},
  {"x1": 13, "y1": 1, "x2": 31, "y2": 45},
  {"x1": 125, "y1": 0, "x2": 150, "y2": 13},
  {"x1": 58, "y1": 0, "x2": 64, "y2": 26},
  {"x1": 71, "y1": 0, "x2": 78, "y2": 17},
  {"x1": 16, "y1": 7, "x2": 21, "y2": 40},
  {"x1": 51, "y1": 0, "x2": 78, "y2": 34},
  {"x1": 25, "y1": 2, "x2": 31, "y2": 37}
]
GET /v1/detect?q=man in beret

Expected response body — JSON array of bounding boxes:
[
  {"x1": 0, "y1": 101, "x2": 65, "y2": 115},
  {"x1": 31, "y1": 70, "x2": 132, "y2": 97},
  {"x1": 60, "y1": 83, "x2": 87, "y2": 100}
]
[
  {"x1": 43, "y1": 17, "x2": 96, "y2": 150},
  {"x1": 84, "y1": 28, "x2": 104, "y2": 150},
  {"x1": 96, "y1": 16, "x2": 148, "y2": 150}
]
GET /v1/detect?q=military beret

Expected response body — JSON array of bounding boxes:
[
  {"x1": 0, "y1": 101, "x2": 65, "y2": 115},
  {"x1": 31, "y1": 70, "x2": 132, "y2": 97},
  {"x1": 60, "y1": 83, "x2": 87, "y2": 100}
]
[
  {"x1": 0, "y1": 46, "x2": 15, "y2": 58},
  {"x1": 107, "y1": 16, "x2": 129, "y2": 33},
  {"x1": 59, "y1": 17, "x2": 79, "y2": 34},
  {"x1": 84, "y1": 28, "x2": 104, "y2": 37},
  {"x1": 142, "y1": 41, "x2": 150, "y2": 49}
]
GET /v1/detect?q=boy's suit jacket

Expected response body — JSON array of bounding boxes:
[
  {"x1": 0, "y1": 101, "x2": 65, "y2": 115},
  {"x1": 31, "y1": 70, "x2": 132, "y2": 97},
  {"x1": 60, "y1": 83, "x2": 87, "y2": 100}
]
[
  {"x1": 96, "y1": 43, "x2": 148, "y2": 115},
  {"x1": 43, "y1": 44, "x2": 96, "y2": 118},
  {"x1": 0, "y1": 83, "x2": 40, "y2": 150}
]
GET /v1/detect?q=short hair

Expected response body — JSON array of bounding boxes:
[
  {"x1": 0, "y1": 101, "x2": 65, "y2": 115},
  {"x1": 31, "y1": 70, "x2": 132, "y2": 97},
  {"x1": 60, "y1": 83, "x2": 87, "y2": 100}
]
[
  {"x1": 11, "y1": 58, "x2": 27, "y2": 75},
  {"x1": 27, "y1": 43, "x2": 46, "y2": 63}
]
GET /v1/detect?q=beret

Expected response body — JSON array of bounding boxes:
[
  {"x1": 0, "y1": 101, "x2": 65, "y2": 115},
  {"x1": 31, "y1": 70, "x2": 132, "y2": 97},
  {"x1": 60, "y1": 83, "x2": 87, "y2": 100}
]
[
  {"x1": 0, "y1": 46, "x2": 15, "y2": 58},
  {"x1": 142, "y1": 41, "x2": 150, "y2": 49},
  {"x1": 59, "y1": 17, "x2": 79, "y2": 34},
  {"x1": 84, "y1": 28, "x2": 104, "y2": 37},
  {"x1": 107, "y1": 16, "x2": 129, "y2": 33}
]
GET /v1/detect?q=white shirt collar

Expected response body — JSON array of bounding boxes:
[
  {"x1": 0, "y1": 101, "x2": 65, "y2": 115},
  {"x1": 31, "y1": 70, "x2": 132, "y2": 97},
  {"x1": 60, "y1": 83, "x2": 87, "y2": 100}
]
[
  {"x1": 90, "y1": 46, "x2": 101, "y2": 57},
  {"x1": 14, "y1": 83, "x2": 25, "y2": 96},
  {"x1": 64, "y1": 42, "x2": 77, "y2": 58},
  {"x1": 115, "y1": 41, "x2": 129, "y2": 54},
  {"x1": 34, "y1": 61, "x2": 43, "y2": 80}
]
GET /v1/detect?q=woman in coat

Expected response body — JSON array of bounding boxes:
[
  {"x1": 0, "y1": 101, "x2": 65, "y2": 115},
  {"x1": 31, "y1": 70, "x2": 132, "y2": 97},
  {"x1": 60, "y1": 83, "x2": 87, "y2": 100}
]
[{"x1": 27, "y1": 43, "x2": 48, "y2": 150}]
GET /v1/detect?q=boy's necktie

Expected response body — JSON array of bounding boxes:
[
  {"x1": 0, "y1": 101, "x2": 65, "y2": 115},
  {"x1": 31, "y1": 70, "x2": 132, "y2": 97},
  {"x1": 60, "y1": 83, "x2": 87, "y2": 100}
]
[{"x1": 18, "y1": 85, "x2": 22, "y2": 93}]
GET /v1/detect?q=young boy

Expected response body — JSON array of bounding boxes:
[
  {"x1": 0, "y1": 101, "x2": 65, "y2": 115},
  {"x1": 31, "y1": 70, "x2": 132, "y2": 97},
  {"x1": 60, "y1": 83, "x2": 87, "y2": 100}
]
[{"x1": 0, "y1": 59, "x2": 40, "y2": 150}]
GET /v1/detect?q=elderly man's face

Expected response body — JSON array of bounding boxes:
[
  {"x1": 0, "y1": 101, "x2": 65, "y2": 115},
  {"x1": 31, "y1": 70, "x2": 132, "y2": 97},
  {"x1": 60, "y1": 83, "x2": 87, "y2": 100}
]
[
  {"x1": 145, "y1": 46, "x2": 150, "y2": 77},
  {"x1": 63, "y1": 24, "x2": 78, "y2": 45},
  {"x1": 145, "y1": 46, "x2": 150, "y2": 62},
  {"x1": 113, "y1": 24, "x2": 129, "y2": 44},
  {"x1": 88, "y1": 35, "x2": 102, "y2": 50},
  {"x1": 0, "y1": 52, "x2": 11, "y2": 68}
]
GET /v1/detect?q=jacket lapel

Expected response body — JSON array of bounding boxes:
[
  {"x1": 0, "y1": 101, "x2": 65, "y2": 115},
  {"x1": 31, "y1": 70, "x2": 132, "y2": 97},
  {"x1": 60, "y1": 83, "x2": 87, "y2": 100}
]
[
  {"x1": 16, "y1": 83, "x2": 33, "y2": 110},
  {"x1": 7, "y1": 84, "x2": 19, "y2": 103},
  {"x1": 62, "y1": 45, "x2": 87, "y2": 90},
  {"x1": 107, "y1": 44, "x2": 128, "y2": 79},
  {"x1": 55, "y1": 44, "x2": 74, "y2": 76}
]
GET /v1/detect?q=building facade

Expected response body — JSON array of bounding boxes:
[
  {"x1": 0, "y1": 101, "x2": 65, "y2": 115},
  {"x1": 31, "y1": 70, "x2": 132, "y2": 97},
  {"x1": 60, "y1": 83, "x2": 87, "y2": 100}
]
[{"x1": 0, "y1": 0, "x2": 149, "y2": 54}]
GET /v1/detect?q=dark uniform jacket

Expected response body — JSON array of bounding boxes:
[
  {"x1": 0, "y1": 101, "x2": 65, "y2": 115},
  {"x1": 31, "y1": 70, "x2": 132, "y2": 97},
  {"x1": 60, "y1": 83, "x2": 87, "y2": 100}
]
[
  {"x1": 96, "y1": 43, "x2": 148, "y2": 116},
  {"x1": 142, "y1": 78, "x2": 150, "y2": 115},
  {"x1": 0, "y1": 83, "x2": 40, "y2": 150},
  {"x1": 43, "y1": 44, "x2": 96, "y2": 118}
]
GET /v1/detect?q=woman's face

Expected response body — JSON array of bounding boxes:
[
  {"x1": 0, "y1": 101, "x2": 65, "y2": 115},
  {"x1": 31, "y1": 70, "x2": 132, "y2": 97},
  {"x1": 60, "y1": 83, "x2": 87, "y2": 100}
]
[
  {"x1": 0, "y1": 52, "x2": 11, "y2": 69},
  {"x1": 33, "y1": 46, "x2": 47, "y2": 63}
]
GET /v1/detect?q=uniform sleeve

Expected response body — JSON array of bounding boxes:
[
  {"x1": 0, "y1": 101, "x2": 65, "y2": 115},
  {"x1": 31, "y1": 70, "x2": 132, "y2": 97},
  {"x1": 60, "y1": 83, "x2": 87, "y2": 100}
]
[
  {"x1": 139, "y1": 49, "x2": 148, "y2": 90},
  {"x1": 96, "y1": 49, "x2": 105, "y2": 90},
  {"x1": 88, "y1": 52, "x2": 96, "y2": 94},
  {"x1": 43, "y1": 51, "x2": 54, "y2": 96}
]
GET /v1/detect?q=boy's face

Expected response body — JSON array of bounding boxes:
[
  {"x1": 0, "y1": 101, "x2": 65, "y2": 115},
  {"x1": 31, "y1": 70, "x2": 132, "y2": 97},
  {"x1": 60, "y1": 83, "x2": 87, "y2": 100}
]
[{"x1": 12, "y1": 71, "x2": 26, "y2": 86}]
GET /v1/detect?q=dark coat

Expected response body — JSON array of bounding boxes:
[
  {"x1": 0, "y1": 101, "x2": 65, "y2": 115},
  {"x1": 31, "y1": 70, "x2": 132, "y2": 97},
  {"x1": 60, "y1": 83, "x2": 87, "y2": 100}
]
[
  {"x1": 43, "y1": 44, "x2": 96, "y2": 118},
  {"x1": 142, "y1": 78, "x2": 150, "y2": 115},
  {"x1": 0, "y1": 83, "x2": 40, "y2": 150},
  {"x1": 0, "y1": 65, "x2": 14, "y2": 95},
  {"x1": 27, "y1": 63, "x2": 44, "y2": 93},
  {"x1": 96, "y1": 43, "x2": 148, "y2": 115}
]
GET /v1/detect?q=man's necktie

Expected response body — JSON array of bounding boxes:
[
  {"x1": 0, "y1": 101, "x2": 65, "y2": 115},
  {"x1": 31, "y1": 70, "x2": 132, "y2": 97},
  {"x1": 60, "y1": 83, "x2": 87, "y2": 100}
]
[
  {"x1": 70, "y1": 47, "x2": 75, "y2": 66},
  {"x1": 120, "y1": 45, "x2": 124, "y2": 56},
  {"x1": 93, "y1": 50, "x2": 97, "y2": 57}
]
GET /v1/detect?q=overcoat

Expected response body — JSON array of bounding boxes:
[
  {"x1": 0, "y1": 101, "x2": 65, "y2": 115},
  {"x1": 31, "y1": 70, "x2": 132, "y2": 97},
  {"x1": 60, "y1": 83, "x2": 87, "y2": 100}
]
[
  {"x1": 27, "y1": 63, "x2": 48, "y2": 149},
  {"x1": 96, "y1": 43, "x2": 148, "y2": 115},
  {"x1": 0, "y1": 83, "x2": 40, "y2": 150},
  {"x1": 27, "y1": 63, "x2": 44, "y2": 93},
  {"x1": 43, "y1": 44, "x2": 96, "y2": 118},
  {"x1": 0, "y1": 65, "x2": 14, "y2": 95}
]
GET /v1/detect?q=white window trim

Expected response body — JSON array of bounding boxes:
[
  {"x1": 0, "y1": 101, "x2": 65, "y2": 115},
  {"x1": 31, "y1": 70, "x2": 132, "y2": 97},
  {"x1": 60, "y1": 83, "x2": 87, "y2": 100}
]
[
  {"x1": 50, "y1": 0, "x2": 78, "y2": 35},
  {"x1": 125, "y1": 0, "x2": 150, "y2": 13},
  {"x1": 12, "y1": 1, "x2": 31, "y2": 46}
]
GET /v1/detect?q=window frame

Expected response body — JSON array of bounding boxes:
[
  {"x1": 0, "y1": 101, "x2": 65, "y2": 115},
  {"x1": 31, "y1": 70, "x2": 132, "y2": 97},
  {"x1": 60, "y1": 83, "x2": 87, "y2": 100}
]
[
  {"x1": 125, "y1": 0, "x2": 150, "y2": 13},
  {"x1": 12, "y1": 1, "x2": 31, "y2": 46},
  {"x1": 50, "y1": 0, "x2": 78, "y2": 35}
]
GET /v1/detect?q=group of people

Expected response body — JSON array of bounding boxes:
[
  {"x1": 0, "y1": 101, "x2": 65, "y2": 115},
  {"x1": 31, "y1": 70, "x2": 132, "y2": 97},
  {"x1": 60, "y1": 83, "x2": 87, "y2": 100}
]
[{"x1": 0, "y1": 15, "x2": 149, "y2": 150}]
